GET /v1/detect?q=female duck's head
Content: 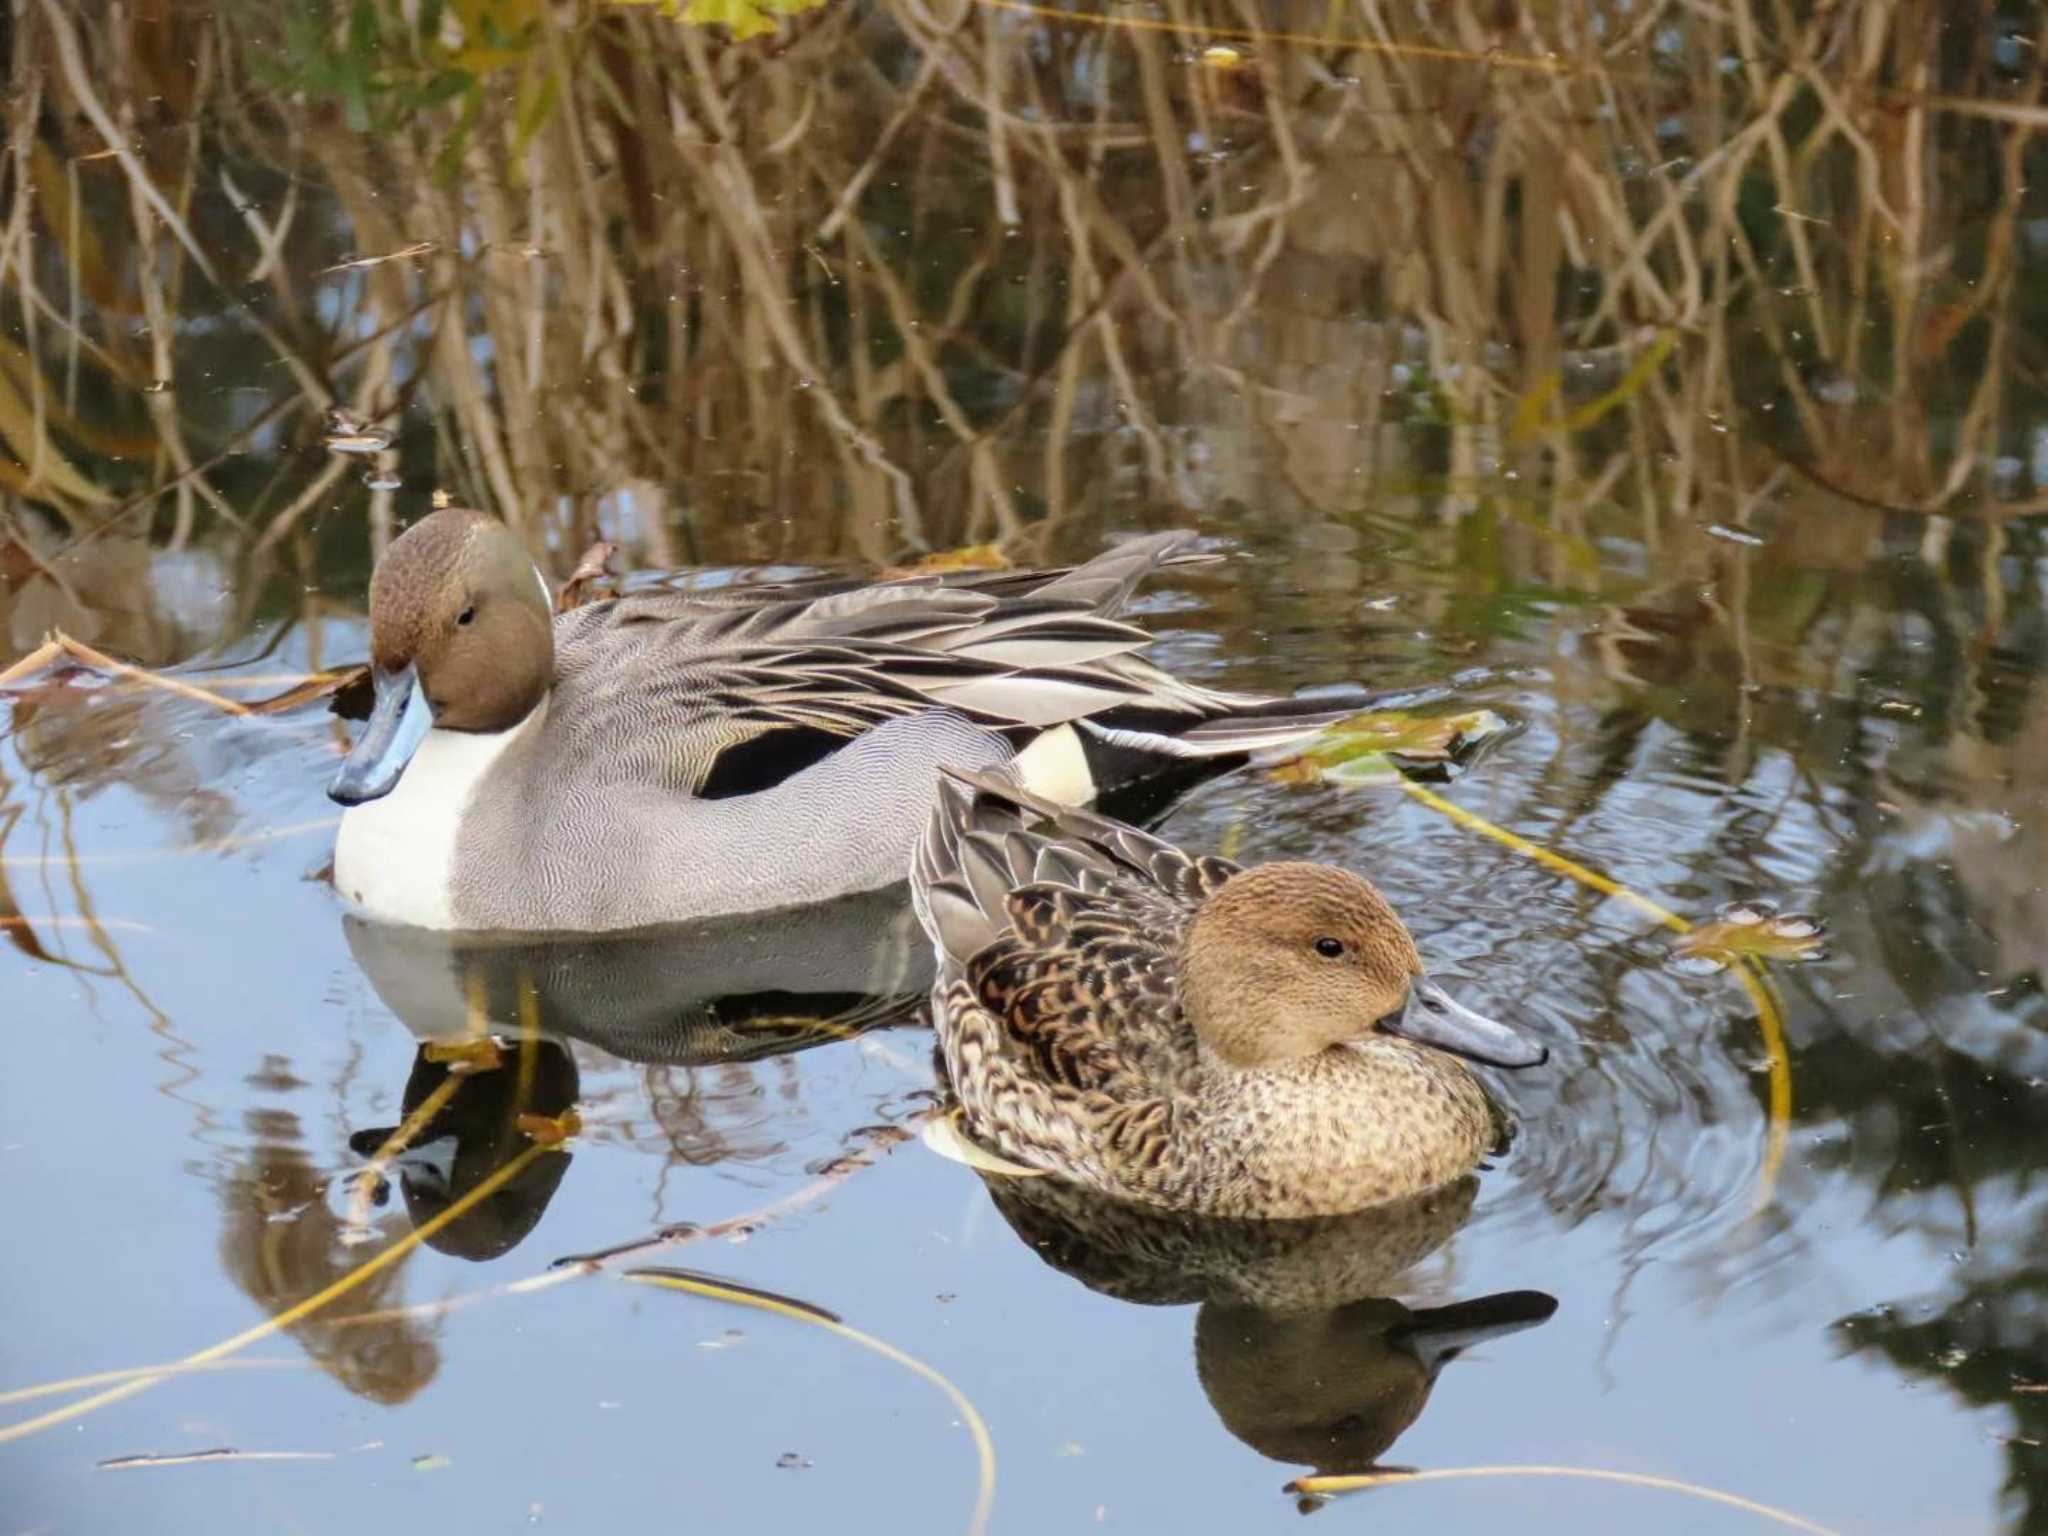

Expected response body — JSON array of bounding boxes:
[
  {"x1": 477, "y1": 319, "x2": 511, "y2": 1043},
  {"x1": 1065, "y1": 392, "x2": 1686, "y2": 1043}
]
[
  {"x1": 1176, "y1": 863, "x2": 1547, "y2": 1070},
  {"x1": 329, "y1": 510, "x2": 554, "y2": 806}
]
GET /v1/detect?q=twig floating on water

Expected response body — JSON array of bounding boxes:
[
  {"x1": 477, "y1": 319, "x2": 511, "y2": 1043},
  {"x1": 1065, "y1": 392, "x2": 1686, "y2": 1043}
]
[
  {"x1": 1288, "y1": 1463, "x2": 1841, "y2": 1536},
  {"x1": 99, "y1": 1447, "x2": 338, "y2": 1470}
]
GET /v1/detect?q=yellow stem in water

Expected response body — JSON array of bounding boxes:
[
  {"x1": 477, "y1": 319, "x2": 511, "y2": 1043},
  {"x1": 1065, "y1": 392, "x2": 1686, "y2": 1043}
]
[
  {"x1": 622, "y1": 1270, "x2": 996, "y2": 1536},
  {"x1": 0, "y1": 1357, "x2": 307, "y2": 1408},
  {"x1": 1290, "y1": 1463, "x2": 1839, "y2": 1535},
  {"x1": 0, "y1": 1142, "x2": 554, "y2": 1445},
  {"x1": 346, "y1": 1072, "x2": 465, "y2": 1227},
  {"x1": 1394, "y1": 778, "x2": 1790, "y2": 1215}
]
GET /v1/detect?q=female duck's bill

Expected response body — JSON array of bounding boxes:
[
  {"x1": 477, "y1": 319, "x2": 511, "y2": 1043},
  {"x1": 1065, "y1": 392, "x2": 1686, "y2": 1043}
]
[
  {"x1": 329, "y1": 665, "x2": 434, "y2": 805},
  {"x1": 1390, "y1": 976, "x2": 1547, "y2": 1069}
]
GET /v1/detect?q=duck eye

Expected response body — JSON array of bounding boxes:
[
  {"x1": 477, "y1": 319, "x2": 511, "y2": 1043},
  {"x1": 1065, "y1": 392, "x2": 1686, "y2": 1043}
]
[
  {"x1": 457, "y1": 605, "x2": 476, "y2": 627},
  {"x1": 1313, "y1": 936, "x2": 1345, "y2": 959}
]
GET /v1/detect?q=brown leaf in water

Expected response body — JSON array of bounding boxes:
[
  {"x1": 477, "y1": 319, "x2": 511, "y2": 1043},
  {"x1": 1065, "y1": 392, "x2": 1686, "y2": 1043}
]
[
  {"x1": 1267, "y1": 708, "x2": 1512, "y2": 788},
  {"x1": 1673, "y1": 903, "x2": 1828, "y2": 972},
  {"x1": 881, "y1": 543, "x2": 1010, "y2": 578},
  {"x1": 422, "y1": 1037, "x2": 504, "y2": 1074},
  {"x1": 516, "y1": 1110, "x2": 583, "y2": 1146}
]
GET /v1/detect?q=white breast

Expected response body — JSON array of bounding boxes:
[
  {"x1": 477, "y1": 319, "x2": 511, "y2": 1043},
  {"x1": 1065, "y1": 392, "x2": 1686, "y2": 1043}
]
[{"x1": 332, "y1": 706, "x2": 541, "y2": 929}]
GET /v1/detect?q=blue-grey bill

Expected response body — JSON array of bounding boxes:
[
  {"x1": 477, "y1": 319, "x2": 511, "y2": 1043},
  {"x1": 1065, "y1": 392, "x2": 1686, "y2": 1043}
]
[
  {"x1": 328, "y1": 665, "x2": 431, "y2": 806},
  {"x1": 1394, "y1": 1289, "x2": 1558, "y2": 1372},
  {"x1": 1389, "y1": 977, "x2": 1548, "y2": 1069}
]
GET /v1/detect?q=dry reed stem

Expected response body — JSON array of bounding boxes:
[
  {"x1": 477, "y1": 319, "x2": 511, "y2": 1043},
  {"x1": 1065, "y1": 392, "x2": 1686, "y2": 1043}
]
[{"x1": 1290, "y1": 1464, "x2": 1840, "y2": 1534}]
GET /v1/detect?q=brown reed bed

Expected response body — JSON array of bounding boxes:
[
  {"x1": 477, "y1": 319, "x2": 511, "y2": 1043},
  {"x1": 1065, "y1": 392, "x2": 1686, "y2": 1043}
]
[{"x1": 0, "y1": 0, "x2": 2040, "y2": 613}]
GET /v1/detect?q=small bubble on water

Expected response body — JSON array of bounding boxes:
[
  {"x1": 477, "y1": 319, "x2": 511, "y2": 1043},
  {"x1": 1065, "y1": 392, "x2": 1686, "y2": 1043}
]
[
  {"x1": 363, "y1": 469, "x2": 402, "y2": 491},
  {"x1": 1719, "y1": 901, "x2": 1772, "y2": 926},
  {"x1": 1669, "y1": 951, "x2": 1728, "y2": 977},
  {"x1": 1769, "y1": 914, "x2": 1821, "y2": 939}
]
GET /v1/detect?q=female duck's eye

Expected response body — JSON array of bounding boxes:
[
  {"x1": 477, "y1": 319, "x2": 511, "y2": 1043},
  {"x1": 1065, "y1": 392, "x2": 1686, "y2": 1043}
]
[
  {"x1": 457, "y1": 605, "x2": 476, "y2": 627},
  {"x1": 1314, "y1": 936, "x2": 1345, "y2": 959}
]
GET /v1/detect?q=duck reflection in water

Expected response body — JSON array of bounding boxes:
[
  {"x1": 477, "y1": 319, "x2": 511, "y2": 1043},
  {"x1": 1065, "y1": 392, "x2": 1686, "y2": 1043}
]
[
  {"x1": 347, "y1": 1035, "x2": 581, "y2": 1263},
  {"x1": 339, "y1": 887, "x2": 937, "y2": 1258},
  {"x1": 983, "y1": 1173, "x2": 1555, "y2": 1480}
]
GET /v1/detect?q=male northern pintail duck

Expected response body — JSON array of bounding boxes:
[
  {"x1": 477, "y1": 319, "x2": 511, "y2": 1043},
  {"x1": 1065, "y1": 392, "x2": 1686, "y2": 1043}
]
[
  {"x1": 911, "y1": 767, "x2": 1548, "y2": 1219},
  {"x1": 330, "y1": 508, "x2": 1359, "y2": 932}
]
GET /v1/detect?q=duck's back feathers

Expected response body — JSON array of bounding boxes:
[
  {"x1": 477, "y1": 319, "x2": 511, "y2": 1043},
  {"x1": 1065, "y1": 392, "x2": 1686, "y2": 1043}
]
[
  {"x1": 913, "y1": 767, "x2": 1243, "y2": 1189},
  {"x1": 548, "y1": 535, "x2": 1355, "y2": 805},
  {"x1": 913, "y1": 766, "x2": 1239, "y2": 973}
]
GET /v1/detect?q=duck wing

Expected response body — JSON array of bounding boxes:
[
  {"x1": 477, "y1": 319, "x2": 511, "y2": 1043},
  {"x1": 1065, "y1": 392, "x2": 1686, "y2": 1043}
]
[
  {"x1": 547, "y1": 534, "x2": 1234, "y2": 798},
  {"x1": 914, "y1": 766, "x2": 1239, "y2": 1103}
]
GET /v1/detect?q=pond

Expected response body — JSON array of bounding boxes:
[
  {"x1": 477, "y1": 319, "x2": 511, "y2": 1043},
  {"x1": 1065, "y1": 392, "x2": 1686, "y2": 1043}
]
[{"x1": 4, "y1": 2, "x2": 2047, "y2": 1532}]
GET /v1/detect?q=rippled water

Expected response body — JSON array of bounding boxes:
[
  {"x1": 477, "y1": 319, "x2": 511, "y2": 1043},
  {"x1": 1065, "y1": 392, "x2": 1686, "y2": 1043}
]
[{"x1": 6, "y1": 4, "x2": 2048, "y2": 1533}]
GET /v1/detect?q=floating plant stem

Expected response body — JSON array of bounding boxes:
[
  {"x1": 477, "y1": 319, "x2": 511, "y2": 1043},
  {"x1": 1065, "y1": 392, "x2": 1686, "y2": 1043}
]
[
  {"x1": 1393, "y1": 778, "x2": 1791, "y2": 1216},
  {"x1": 0, "y1": 1357, "x2": 308, "y2": 1410},
  {"x1": 345, "y1": 1072, "x2": 465, "y2": 1230},
  {"x1": 622, "y1": 1268, "x2": 996, "y2": 1536},
  {"x1": 0, "y1": 1142, "x2": 558, "y2": 1445},
  {"x1": 1289, "y1": 1464, "x2": 1841, "y2": 1535}
]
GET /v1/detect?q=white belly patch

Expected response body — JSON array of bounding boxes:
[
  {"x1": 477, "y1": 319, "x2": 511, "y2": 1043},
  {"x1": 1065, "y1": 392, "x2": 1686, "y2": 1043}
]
[{"x1": 332, "y1": 708, "x2": 539, "y2": 929}]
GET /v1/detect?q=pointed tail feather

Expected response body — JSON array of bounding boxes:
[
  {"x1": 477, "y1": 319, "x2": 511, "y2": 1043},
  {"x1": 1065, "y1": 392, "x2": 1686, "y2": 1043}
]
[{"x1": 1030, "y1": 531, "x2": 1217, "y2": 615}]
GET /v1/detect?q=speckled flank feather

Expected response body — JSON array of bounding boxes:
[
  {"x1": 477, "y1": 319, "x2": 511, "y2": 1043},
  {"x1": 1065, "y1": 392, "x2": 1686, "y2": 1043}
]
[{"x1": 914, "y1": 767, "x2": 1512, "y2": 1219}]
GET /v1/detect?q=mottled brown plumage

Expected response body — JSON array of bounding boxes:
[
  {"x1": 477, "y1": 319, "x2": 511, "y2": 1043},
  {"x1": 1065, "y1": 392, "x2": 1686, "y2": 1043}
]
[{"x1": 912, "y1": 768, "x2": 1548, "y2": 1218}]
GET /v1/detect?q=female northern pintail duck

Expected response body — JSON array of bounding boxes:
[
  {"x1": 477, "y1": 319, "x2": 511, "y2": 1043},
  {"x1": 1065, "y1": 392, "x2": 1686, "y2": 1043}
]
[
  {"x1": 911, "y1": 768, "x2": 1548, "y2": 1218},
  {"x1": 330, "y1": 509, "x2": 1357, "y2": 932}
]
